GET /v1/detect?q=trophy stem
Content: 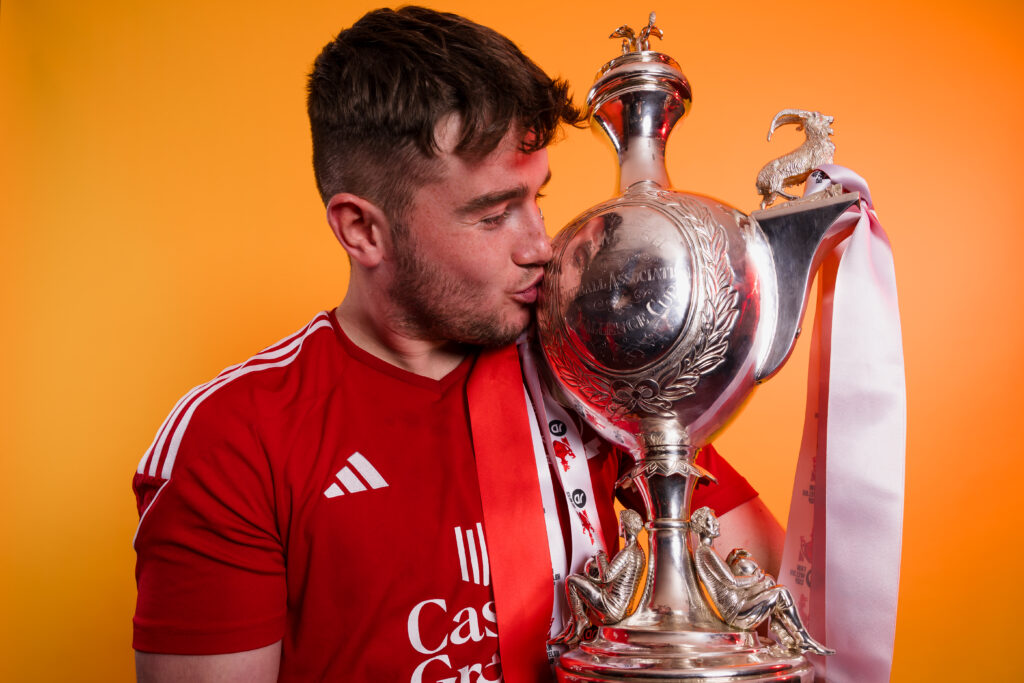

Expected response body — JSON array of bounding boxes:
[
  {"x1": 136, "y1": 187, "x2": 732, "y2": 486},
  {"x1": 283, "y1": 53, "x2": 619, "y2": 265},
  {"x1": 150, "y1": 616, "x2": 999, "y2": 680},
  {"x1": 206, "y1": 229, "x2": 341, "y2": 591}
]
[{"x1": 622, "y1": 429, "x2": 728, "y2": 632}]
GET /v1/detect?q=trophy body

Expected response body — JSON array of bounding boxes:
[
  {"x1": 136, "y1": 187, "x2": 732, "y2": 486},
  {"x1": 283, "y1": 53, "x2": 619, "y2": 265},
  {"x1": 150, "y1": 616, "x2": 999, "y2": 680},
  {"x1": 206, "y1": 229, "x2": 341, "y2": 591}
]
[{"x1": 537, "y1": 16, "x2": 856, "y2": 682}]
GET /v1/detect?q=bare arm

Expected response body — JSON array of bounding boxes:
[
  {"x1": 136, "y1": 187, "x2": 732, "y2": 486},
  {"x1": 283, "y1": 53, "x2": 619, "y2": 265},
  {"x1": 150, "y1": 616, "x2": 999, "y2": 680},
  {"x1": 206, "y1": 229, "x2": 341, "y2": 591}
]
[
  {"x1": 715, "y1": 496, "x2": 785, "y2": 578},
  {"x1": 136, "y1": 641, "x2": 281, "y2": 683}
]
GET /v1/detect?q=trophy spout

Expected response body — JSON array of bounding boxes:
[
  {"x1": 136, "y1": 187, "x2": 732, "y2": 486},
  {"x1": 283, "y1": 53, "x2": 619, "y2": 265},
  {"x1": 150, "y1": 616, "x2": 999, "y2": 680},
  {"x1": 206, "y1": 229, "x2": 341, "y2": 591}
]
[{"x1": 752, "y1": 191, "x2": 860, "y2": 382}]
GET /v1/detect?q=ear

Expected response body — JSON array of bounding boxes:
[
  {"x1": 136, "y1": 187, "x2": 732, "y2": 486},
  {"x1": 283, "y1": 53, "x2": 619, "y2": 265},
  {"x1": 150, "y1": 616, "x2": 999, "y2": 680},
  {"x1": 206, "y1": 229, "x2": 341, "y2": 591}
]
[{"x1": 325, "y1": 193, "x2": 392, "y2": 268}]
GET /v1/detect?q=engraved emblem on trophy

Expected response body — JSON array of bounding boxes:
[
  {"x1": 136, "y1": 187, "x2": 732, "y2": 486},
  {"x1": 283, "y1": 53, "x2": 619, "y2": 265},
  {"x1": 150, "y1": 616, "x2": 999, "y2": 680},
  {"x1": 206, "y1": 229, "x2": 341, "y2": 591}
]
[{"x1": 537, "y1": 13, "x2": 860, "y2": 681}]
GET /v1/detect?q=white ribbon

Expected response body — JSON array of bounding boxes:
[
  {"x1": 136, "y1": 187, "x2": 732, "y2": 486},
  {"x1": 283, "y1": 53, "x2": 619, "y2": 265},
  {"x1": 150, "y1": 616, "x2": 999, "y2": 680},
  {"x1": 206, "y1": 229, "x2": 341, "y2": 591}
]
[
  {"x1": 779, "y1": 166, "x2": 906, "y2": 682},
  {"x1": 518, "y1": 338, "x2": 606, "y2": 658}
]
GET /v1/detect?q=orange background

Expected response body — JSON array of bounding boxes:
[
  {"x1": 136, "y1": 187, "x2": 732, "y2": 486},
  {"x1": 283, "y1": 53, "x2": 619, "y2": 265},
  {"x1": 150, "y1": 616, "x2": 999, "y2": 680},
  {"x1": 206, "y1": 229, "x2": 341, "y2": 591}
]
[{"x1": 2, "y1": 1, "x2": 1022, "y2": 680}]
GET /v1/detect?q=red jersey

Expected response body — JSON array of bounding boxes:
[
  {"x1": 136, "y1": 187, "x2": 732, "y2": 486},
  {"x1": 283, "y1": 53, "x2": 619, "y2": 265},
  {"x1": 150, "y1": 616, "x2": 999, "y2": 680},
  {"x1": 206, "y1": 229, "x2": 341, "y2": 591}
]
[{"x1": 132, "y1": 311, "x2": 756, "y2": 681}]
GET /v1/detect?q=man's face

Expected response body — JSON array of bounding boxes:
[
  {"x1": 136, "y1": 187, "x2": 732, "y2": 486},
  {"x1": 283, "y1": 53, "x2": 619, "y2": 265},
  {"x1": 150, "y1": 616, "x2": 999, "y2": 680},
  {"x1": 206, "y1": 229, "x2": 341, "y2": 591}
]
[{"x1": 386, "y1": 122, "x2": 552, "y2": 347}]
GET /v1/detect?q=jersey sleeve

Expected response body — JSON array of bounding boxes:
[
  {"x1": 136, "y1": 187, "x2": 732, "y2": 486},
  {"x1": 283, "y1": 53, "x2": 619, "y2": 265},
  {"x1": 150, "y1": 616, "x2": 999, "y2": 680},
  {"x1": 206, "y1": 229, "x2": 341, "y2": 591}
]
[
  {"x1": 690, "y1": 444, "x2": 758, "y2": 515},
  {"x1": 591, "y1": 442, "x2": 759, "y2": 527},
  {"x1": 132, "y1": 388, "x2": 286, "y2": 655},
  {"x1": 585, "y1": 437, "x2": 626, "y2": 554}
]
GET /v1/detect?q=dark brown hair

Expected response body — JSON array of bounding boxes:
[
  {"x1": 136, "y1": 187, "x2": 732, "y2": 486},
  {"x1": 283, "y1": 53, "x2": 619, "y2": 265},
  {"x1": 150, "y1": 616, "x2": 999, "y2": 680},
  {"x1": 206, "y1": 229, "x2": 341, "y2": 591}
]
[{"x1": 306, "y1": 6, "x2": 583, "y2": 221}]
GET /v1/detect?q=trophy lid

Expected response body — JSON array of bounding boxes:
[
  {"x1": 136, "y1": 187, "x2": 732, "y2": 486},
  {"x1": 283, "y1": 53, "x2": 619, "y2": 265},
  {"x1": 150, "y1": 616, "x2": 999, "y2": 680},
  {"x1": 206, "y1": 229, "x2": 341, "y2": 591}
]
[{"x1": 586, "y1": 13, "x2": 692, "y2": 191}]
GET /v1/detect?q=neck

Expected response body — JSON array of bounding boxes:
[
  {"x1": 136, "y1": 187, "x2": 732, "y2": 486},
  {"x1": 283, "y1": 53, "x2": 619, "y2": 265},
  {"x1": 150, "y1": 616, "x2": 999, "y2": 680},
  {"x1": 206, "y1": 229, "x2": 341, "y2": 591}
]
[{"x1": 334, "y1": 297, "x2": 471, "y2": 381}]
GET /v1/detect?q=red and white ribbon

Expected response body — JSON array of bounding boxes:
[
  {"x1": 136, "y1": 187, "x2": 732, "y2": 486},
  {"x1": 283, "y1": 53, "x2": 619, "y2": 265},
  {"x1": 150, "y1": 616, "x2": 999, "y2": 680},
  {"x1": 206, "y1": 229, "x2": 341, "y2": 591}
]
[
  {"x1": 518, "y1": 339, "x2": 606, "y2": 656},
  {"x1": 779, "y1": 165, "x2": 906, "y2": 682}
]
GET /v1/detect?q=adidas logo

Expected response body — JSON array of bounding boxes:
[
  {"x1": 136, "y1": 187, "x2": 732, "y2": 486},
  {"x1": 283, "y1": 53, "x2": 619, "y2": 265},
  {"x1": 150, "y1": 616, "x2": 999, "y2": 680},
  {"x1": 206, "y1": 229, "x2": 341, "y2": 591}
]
[
  {"x1": 455, "y1": 523, "x2": 490, "y2": 586},
  {"x1": 324, "y1": 452, "x2": 388, "y2": 498}
]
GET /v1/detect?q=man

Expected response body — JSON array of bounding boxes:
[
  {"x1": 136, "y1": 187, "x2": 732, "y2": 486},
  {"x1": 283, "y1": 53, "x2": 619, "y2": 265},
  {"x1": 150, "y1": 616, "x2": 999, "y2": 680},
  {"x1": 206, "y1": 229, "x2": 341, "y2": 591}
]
[
  {"x1": 691, "y1": 507, "x2": 829, "y2": 656},
  {"x1": 550, "y1": 509, "x2": 645, "y2": 648},
  {"x1": 132, "y1": 7, "x2": 781, "y2": 682}
]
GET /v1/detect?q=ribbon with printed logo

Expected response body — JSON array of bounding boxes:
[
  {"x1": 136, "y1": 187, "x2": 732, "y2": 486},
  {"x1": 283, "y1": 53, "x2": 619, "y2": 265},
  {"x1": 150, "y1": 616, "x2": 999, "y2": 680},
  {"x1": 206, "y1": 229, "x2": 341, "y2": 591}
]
[
  {"x1": 518, "y1": 338, "x2": 605, "y2": 661},
  {"x1": 779, "y1": 166, "x2": 906, "y2": 682}
]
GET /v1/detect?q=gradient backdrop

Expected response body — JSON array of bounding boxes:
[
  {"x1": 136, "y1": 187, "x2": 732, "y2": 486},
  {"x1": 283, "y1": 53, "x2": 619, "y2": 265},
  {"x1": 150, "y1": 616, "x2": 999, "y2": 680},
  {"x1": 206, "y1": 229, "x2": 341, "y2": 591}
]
[{"x1": 3, "y1": 1, "x2": 1022, "y2": 680}]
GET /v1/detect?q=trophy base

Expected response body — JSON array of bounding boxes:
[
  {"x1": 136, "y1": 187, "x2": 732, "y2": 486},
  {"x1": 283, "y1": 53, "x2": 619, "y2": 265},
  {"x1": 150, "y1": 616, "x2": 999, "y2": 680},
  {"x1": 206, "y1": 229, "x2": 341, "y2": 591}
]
[{"x1": 555, "y1": 625, "x2": 814, "y2": 682}]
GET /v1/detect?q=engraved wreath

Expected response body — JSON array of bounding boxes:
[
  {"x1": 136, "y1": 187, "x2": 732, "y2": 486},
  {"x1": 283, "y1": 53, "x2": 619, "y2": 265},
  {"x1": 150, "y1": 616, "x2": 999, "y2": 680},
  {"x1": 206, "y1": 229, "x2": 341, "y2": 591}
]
[{"x1": 544, "y1": 198, "x2": 739, "y2": 420}]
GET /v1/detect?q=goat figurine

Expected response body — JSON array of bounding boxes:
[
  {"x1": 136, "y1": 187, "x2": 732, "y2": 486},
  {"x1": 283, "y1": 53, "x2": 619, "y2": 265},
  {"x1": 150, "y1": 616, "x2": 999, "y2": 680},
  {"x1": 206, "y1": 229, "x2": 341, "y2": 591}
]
[
  {"x1": 756, "y1": 109, "x2": 835, "y2": 209},
  {"x1": 611, "y1": 12, "x2": 664, "y2": 54}
]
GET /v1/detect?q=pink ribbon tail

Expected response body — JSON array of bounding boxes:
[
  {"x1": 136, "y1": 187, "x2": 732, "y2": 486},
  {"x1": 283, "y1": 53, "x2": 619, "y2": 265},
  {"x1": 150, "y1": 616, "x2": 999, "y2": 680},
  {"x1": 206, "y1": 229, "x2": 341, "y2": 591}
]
[{"x1": 779, "y1": 165, "x2": 906, "y2": 682}]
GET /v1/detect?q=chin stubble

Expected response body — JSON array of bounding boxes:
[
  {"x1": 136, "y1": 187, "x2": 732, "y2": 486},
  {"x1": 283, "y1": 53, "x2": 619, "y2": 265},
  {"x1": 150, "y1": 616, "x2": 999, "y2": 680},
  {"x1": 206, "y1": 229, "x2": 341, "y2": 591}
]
[{"x1": 387, "y1": 227, "x2": 525, "y2": 348}]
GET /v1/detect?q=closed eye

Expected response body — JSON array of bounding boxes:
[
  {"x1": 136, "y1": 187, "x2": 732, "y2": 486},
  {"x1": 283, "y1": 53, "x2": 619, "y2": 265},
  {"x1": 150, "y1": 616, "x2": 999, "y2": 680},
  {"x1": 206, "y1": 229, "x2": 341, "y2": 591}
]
[
  {"x1": 469, "y1": 171, "x2": 550, "y2": 228},
  {"x1": 480, "y1": 209, "x2": 512, "y2": 227}
]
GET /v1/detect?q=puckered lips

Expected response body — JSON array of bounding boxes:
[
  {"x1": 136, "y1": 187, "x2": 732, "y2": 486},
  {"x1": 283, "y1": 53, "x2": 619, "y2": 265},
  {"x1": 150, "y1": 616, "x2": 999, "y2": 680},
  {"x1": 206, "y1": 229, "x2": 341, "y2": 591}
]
[{"x1": 511, "y1": 272, "x2": 544, "y2": 305}]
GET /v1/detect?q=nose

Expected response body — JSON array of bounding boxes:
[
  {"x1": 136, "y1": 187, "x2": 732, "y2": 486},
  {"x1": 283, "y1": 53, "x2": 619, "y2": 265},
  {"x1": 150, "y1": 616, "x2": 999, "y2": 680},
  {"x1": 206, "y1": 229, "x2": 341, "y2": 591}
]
[{"x1": 512, "y1": 205, "x2": 553, "y2": 267}]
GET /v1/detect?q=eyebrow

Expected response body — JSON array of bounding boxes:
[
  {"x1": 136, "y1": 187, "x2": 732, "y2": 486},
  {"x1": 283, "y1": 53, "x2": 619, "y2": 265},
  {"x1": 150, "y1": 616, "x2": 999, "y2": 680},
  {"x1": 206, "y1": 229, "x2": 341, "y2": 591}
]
[{"x1": 456, "y1": 170, "x2": 552, "y2": 216}]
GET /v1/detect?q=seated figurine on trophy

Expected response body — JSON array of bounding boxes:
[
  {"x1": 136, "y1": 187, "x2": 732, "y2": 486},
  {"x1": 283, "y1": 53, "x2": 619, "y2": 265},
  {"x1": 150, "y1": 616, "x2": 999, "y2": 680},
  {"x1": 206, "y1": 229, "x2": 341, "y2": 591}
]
[
  {"x1": 550, "y1": 508, "x2": 646, "y2": 648},
  {"x1": 689, "y1": 506, "x2": 834, "y2": 656}
]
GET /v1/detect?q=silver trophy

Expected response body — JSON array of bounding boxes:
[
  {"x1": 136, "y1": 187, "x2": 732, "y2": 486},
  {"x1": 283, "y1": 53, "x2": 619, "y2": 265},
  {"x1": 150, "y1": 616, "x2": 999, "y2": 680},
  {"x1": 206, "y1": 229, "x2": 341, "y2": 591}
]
[{"x1": 537, "y1": 14, "x2": 858, "y2": 682}]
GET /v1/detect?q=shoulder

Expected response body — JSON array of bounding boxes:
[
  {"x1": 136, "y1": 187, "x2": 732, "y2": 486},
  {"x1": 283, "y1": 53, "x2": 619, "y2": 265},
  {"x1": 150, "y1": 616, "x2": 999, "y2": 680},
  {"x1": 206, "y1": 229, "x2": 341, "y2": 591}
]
[
  {"x1": 210, "y1": 311, "x2": 340, "y2": 401},
  {"x1": 135, "y1": 312, "x2": 339, "y2": 484}
]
